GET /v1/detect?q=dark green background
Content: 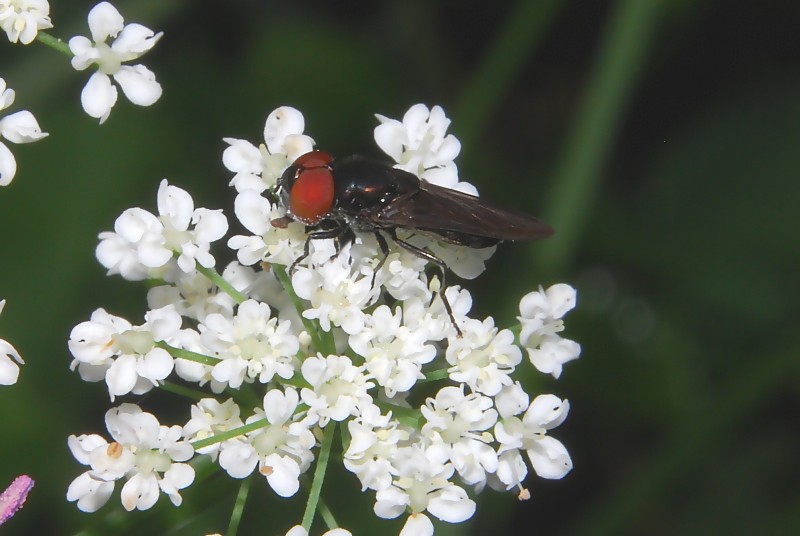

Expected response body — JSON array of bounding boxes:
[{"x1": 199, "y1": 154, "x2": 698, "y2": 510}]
[{"x1": 0, "y1": 0, "x2": 798, "y2": 534}]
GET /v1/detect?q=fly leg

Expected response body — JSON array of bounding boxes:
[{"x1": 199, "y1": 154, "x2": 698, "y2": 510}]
[
  {"x1": 289, "y1": 221, "x2": 349, "y2": 274},
  {"x1": 388, "y1": 230, "x2": 462, "y2": 337}
]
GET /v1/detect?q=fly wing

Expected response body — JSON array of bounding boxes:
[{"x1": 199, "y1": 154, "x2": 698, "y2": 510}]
[{"x1": 379, "y1": 179, "x2": 553, "y2": 245}]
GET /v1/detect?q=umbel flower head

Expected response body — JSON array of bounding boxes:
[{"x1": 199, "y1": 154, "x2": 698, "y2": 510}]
[
  {"x1": 69, "y1": 2, "x2": 163, "y2": 123},
  {"x1": 67, "y1": 104, "x2": 580, "y2": 534}
]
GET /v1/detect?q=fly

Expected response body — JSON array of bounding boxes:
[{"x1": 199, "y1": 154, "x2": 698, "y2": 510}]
[{"x1": 272, "y1": 150, "x2": 554, "y2": 336}]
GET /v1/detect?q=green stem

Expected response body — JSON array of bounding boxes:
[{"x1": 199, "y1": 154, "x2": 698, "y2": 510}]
[
  {"x1": 536, "y1": 0, "x2": 663, "y2": 276},
  {"x1": 35, "y1": 31, "x2": 72, "y2": 56},
  {"x1": 160, "y1": 380, "x2": 208, "y2": 401},
  {"x1": 191, "y1": 418, "x2": 268, "y2": 450},
  {"x1": 157, "y1": 341, "x2": 220, "y2": 365},
  {"x1": 196, "y1": 264, "x2": 247, "y2": 304},
  {"x1": 301, "y1": 423, "x2": 336, "y2": 532},
  {"x1": 419, "y1": 368, "x2": 450, "y2": 382},
  {"x1": 227, "y1": 477, "x2": 251, "y2": 536},
  {"x1": 318, "y1": 497, "x2": 338, "y2": 531},
  {"x1": 273, "y1": 265, "x2": 327, "y2": 354}
]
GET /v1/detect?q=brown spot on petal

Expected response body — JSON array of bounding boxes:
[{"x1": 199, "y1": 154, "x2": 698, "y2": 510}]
[{"x1": 107, "y1": 442, "x2": 123, "y2": 458}]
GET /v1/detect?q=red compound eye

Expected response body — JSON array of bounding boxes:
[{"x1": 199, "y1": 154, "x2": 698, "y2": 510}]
[
  {"x1": 293, "y1": 150, "x2": 333, "y2": 169},
  {"x1": 290, "y1": 167, "x2": 334, "y2": 223}
]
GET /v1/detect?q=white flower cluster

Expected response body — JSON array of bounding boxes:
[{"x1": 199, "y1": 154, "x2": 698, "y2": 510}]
[
  {"x1": 67, "y1": 104, "x2": 580, "y2": 534},
  {"x1": 1, "y1": 2, "x2": 162, "y2": 123},
  {"x1": 0, "y1": 2, "x2": 162, "y2": 186},
  {"x1": 68, "y1": 2, "x2": 163, "y2": 124}
]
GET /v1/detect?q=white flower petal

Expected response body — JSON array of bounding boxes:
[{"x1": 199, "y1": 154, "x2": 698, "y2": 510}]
[
  {"x1": 399, "y1": 513, "x2": 434, "y2": 536},
  {"x1": 120, "y1": 472, "x2": 159, "y2": 511},
  {"x1": 81, "y1": 72, "x2": 117, "y2": 123},
  {"x1": 0, "y1": 110, "x2": 48, "y2": 143},
  {"x1": 427, "y1": 484, "x2": 476, "y2": 523},
  {"x1": 87, "y1": 2, "x2": 125, "y2": 43},
  {"x1": 113, "y1": 65, "x2": 162, "y2": 107},
  {"x1": 112, "y1": 24, "x2": 162, "y2": 56},
  {"x1": 140, "y1": 348, "x2": 174, "y2": 382},
  {"x1": 157, "y1": 180, "x2": 193, "y2": 228},
  {"x1": 106, "y1": 355, "x2": 138, "y2": 397},
  {"x1": 0, "y1": 352, "x2": 21, "y2": 385},
  {"x1": 0, "y1": 83, "x2": 13, "y2": 110},
  {"x1": 0, "y1": 141, "x2": 16, "y2": 186},
  {"x1": 233, "y1": 190, "x2": 274, "y2": 235},
  {"x1": 263, "y1": 106, "x2": 305, "y2": 148},
  {"x1": 262, "y1": 453, "x2": 301, "y2": 497},
  {"x1": 69, "y1": 36, "x2": 99, "y2": 70},
  {"x1": 527, "y1": 435, "x2": 573, "y2": 479},
  {"x1": 222, "y1": 138, "x2": 263, "y2": 174},
  {"x1": 67, "y1": 472, "x2": 114, "y2": 513},
  {"x1": 219, "y1": 441, "x2": 258, "y2": 478}
]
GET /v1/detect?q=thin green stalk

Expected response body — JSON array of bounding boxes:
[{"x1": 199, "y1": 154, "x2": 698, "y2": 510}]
[
  {"x1": 419, "y1": 368, "x2": 449, "y2": 382},
  {"x1": 318, "y1": 497, "x2": 338, "y2": 531},
  {"x1": 196, "y1": 264, "x2": 247, "y2": 303},
  {"x1": 536, "y1": 0, "x2": 663, "y2": 276},
  {"x1": 191, "y1": 418, "x2": 268, "y2": 450},
  {"x1": 273, "y1": 265, "x2": 327, "y2": 354},
  {"x1": 160, "y1": 380, "x2": 208, "y2": 401},
  {"x1": 227, "y1": 477, "x2": 251, "y2": 536},
  {"x1": 36, "y1": 31, "x2": 72, "y2": 56},
  {"x1": 301, "y1": 423, "x2": 336, "y2": 532},
  {"x1": 157, "y1": 341, "x2": 220, "y2": 365}
]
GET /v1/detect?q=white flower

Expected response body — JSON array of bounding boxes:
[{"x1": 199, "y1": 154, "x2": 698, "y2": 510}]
[
  {"x1": 494, "y1": 384, "x2": 573, "y2": 487},
  {"x1": 218, "y1": 388, "x2": 315, "y2": 497},
  {"x1": 0, "y1": 77, "x2": 48, "y2": 186},
  {"x1": 68, "y1": 2, "x2": 163, "y2": 123},
  {"x1": 183, "y1": 398, "x2": 244, "y2": 460},
  {"x1": 227, "y1": 189, "x2": 308, "y2": 266},
  {"x1": 0, "y1": 0, "x2": 52, "y2": 44},
  {"x1": 68, "y1": 306, "x2": 180, "y2": 399},
  {"x1": 518, "y1": 284, "x2": 581, "y2": 378},
  {"x1": 374, "y1": 441, "x2": 476, "y2": 524},
  {"x1": 169, "y1": 327, "x2": 213, "y2": 385},
  {"x1": 292, "y1": 243, "x2": 377, "y2": 335},
  {"x1": 223, "y1": 106, "x2": 315, "y2": 192},
  {"x1": 199, "y1": 299, "x2": 299, "y2": 390},
  {"x1": 445, "y1": 317, "x2": 522, "y2": 396},
  {"x1": 300, "y1": 354, "x2": 374, "y2": 426},
  {"x1": 375, "y1": 249, "x2": 430, "y2": 303},
  {"x1": 0, "y1": 299, "x2": 24, "y2": 385},
  {"x1": 146, "y1": 268, "x2": 237, "y2": 323},
  {"x1": 343, "y1": 404, "x2": 408, "y2": 491},
  {"x1": 67, "y1": 404, "x2": 194, "y2": 512},
  {"x1": 96, "y1": 179, "x2": 228, "y2": 281},
  {"x1": 374, "y1": 104, "x2": 475, "y2": 193},
  {"x1": 348, "y1": 305, "x2": 436, "y2": 397},
  {"x1": 420, "y1": 386, "x2": 498, "y2": 488}
]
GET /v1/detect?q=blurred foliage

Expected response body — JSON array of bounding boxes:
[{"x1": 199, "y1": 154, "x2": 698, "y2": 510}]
[{"x1": 0, "y1": 0, "x2": 799, "y2": 534}]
